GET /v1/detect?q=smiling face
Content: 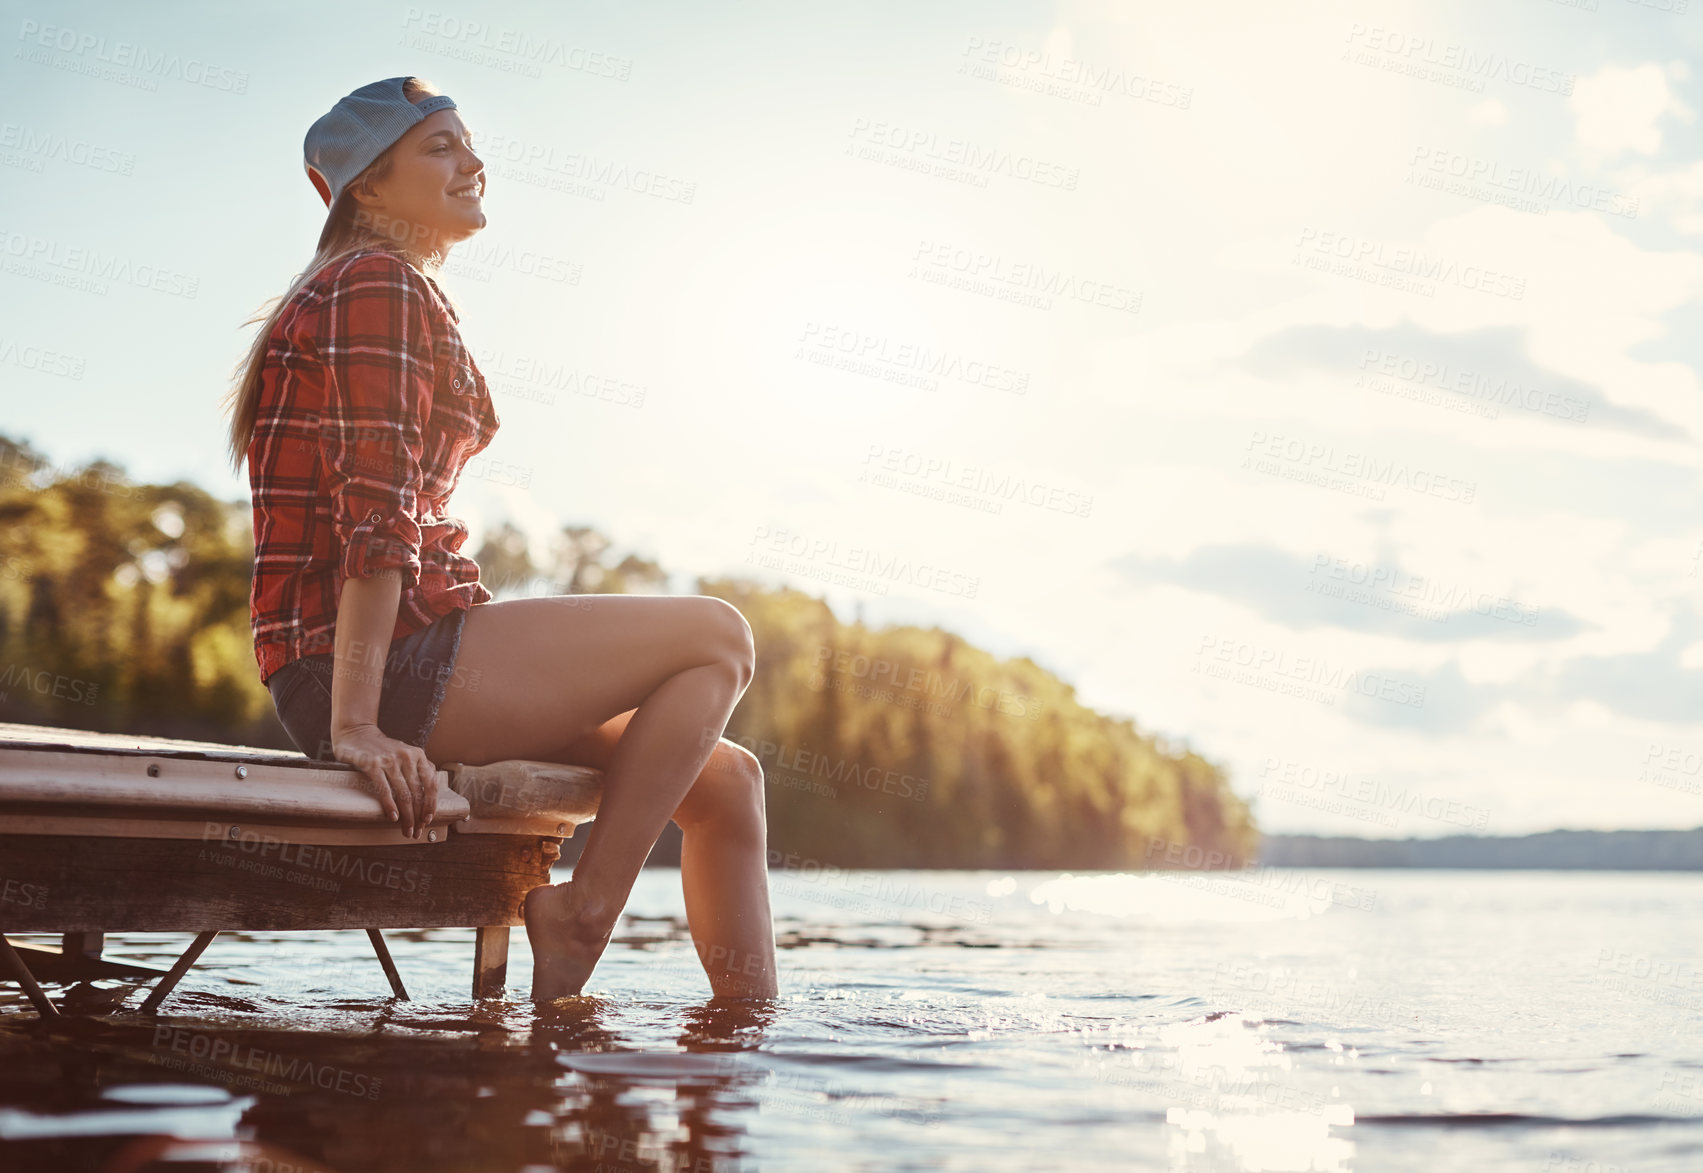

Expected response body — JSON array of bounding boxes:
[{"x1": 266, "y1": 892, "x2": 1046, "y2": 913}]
[{"x1": 347, "y1": 108, "x2": 486, "y2": 261}]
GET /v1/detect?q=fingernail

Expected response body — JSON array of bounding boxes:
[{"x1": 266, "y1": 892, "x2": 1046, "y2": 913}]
[{"x1": 390, "y1": 812, "x2": 398, "y2": 821}]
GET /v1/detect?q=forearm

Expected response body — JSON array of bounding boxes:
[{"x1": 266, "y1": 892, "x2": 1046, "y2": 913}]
[{"x1": 330, "y1": 568, "x2": 403, "y2": 739}]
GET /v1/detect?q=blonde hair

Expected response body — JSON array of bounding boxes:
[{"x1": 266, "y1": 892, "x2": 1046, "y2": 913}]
[{"x1": 221, "y1": 76, "x2": 459, "y2": 473}]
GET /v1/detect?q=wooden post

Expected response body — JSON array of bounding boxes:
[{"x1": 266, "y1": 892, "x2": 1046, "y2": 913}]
[
  {"x1": 473, "y1": 926, "x2": 509, "y2": 999},
  {"x1": 62, "y1": 932, "x2": 104, "y2": 960}
]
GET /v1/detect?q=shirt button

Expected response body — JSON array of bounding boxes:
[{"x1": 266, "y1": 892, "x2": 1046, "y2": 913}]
[
  {"x1": 369, "y1": 512, "x2": 381, "y2": 523},
  {"x1": 452, "y1": 376, "x2": 463, "y2": 389}
]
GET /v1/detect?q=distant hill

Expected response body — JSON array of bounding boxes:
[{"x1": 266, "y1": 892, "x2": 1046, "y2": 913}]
[{"x1": 1257, "y1": 828, "x2": 1703, "y2": 870}]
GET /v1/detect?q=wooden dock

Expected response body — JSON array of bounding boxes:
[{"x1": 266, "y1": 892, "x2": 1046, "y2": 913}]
[{"x1": 0, "y1": 722, "x2": 604, "y2": 1016}]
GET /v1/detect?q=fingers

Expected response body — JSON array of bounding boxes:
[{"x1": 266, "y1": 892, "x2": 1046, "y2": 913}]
[
  {"x1": 344, "y1": 743, "x2": 399, "y2": 826},
  {"x1": 366, "y1": 753, "x2": 399, "y2": 824},
  {"x1": 395, "y1": 749, "x2": 438, "y2": 839},
  {"x1": 362, "y1": 746, "x2": 414, "y2": 836},
  {"x1": 400, "y1": 752, "x2": 428, "y2": 840},
  {"x1": 416, "y1": 752, "x2": 439, "y2": 833},
  {"x1": 332, "y1": 732, "x2": 441, "y2": 839},
  {"x1": 387, "y1": 758, "x2": 418, "y2": 838}
]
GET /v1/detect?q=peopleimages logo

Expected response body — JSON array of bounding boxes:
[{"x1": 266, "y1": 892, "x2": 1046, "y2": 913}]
[
  {"x1": 399, "y1": 8, "x2": 633, "y2": 80},
  {"x1": 846, "y1": 117, "x2": 1080, "y2": 190},
  {"x1": 1358, "y1": 348, "x2": 1589, "y2": 423},
  {"x1": 468, "y1": 131, "x2": 695, "y2": 204},
  {"x1": 1308, "y1": 554, "x2": 1540, "y2": 626},
  {"x1": 860, "y1": 444, "x2": 1092, "y2": 519},
  {"x1": 1257, "y1": 757, "x2": 1490, "y2": 830},
  {"x1": 0, "y1": 662, "x2": 98, "y2": 705},
  {"x1": 1407, "y1": 146, "x2": 1638, "y2": 220},
  {"x1": 796, "y1": 321, "x2": 1030, "y2": 395},
  {"x1": 15, "y1": 20, "x2": 250, "y2": 92},
  {"x1": 959, "y1": 36, "x2": 1193, "y2": 109},
  {"x1": 1293, "y1": 227, "x2": 1527, "y2": 300},
  {"x1": 1343, "y1": 24, "x2": 1574, "y2": 96},
  {"x1": 1243, "y1": 431, "x2": 1477, "y2": 505},
  {"x1": 746, "y1": 525, "x2": 981, "y2": 600},
  {"x1": 151, "y1": 1026, "x2": 381, "y2": 1099},
  {"x1": 0, "y1": 230, "x2": 200, "y2": 298},
  {"x1": 909, "y1": 239, "x2": 1141, "y2": 315},
  {"x1": 812, "y1": 644, "x2": 1043, "y2": 720},
  {"x1": 1195, "y1": 635, "x2": 1427, "y2": 709},
  {"x1": 0, "y1": 122, "x2": 136, "y2": 174}
]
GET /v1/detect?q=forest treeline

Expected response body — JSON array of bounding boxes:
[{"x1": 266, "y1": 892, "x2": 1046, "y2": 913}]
[{"x1": 0, "y1": 434, "x2": 1257, "y2": 869}]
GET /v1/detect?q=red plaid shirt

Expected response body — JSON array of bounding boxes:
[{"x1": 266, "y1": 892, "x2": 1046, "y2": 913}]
[{"x1": 247, "y1": 247, "x2": 499, "y2": 686}]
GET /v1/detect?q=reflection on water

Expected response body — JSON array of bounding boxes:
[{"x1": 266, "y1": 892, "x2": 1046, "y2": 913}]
[
  {"x1": 0, "y1": 995, "x2": 777, "y2": 1173},
  {"x1": 1, "y1": 868, "x2": 1700, "y2": 1172}
]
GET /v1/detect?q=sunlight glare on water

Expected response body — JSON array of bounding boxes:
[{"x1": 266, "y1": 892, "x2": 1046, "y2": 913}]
[{"x1": 1, "y1": 868, "x2": 1699, "y2": 1172}]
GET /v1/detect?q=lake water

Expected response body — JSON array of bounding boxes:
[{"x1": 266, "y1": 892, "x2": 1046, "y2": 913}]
[{"x1": 1, "y1": 867, "x2": 1699, "y2": 1172}]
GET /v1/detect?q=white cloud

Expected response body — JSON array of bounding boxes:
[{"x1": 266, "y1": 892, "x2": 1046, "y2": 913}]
[{"x1": 1570, "y1": 63, "x2": 1682, "y2": 160}]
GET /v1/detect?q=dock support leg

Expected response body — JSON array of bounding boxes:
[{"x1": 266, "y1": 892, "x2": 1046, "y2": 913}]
[
  {"x1": 473, "y1": 926, "x2": 509, "y2": 999},
  {"x1": 1, "y1": 935, "x2": 61, "y2": 1019},
  {"x1": 139, "y1": 930, "x2": 219, "y2": 1013},
  {"x1": 365, "y1": 929, "x2": 409, "y2": 1000},
  {"x1": 62, "y1": 932, "x2": 104, "y2": 961}
]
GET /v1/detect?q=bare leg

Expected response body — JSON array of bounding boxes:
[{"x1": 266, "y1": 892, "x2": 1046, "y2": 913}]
[
  {"x1": 423, "y1": 594, "x2": 773, "y2": 999},
  {"x1": 532, "y1": 709, "x2": 779, "y2": 998},
  {"x1": 677, "y1": 755, "x2": 783, "y2": 994},
  {"x1": 524, "y1": 659, "x2": 744, "y2": 998}
]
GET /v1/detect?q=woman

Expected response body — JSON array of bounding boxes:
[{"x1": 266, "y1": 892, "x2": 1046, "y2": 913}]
[{"x1": 221, "y1": 76, "x2": 777, "y2": 1001}]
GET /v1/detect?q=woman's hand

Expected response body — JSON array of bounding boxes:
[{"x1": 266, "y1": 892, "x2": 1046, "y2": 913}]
[{"x1": 331, "y1": 722, "x2": 439, "y2": 839}]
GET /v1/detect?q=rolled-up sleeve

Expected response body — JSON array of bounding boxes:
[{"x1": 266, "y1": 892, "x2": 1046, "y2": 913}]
[{"x1": 313, "y1": 252, "x2": 436, "y2": 591}]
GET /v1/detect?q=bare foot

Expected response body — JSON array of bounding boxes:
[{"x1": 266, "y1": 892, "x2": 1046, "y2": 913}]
[{"x1": 524, "y1": 880, "x2": 615, "y2": 1001}]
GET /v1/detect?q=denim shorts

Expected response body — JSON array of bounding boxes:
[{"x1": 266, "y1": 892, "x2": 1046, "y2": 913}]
[{"x1": 267, "y1": 606, "x2": 470, "y2": 761}]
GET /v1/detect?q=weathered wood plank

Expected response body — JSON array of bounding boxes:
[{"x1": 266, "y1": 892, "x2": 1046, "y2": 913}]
[
  {"x1": 0, "y1": 747, "x2": 471, "y2": 826},
  {"x1": 0, "y1": 721, "x2": 308, "y2": 763},
  {"x1": 0, "y1": 833, "x2": 555, "y2": 933},
  {"x1": 0, "y1": 814, "x2": 460, "y2": 847},
  {"x1": 445, "y1": 760, "x2": 603, "y2": 836}
]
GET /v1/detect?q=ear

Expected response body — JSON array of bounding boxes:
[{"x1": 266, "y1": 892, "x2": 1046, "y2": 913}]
[{"x1": 346, "y1": 173, "x2": 383, "y2": 210}]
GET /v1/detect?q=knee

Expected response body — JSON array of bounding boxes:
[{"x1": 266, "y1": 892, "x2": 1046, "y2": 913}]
[
  {"x1": 674, "y1": 741, "x2": 766, "y2": 834},
  {"x1": 700, "y1": 597, "x2": 756, "y2": 690}
]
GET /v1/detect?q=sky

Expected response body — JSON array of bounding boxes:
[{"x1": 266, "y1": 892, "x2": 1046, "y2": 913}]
[{"x1": 2, "y1": 0, "x2": 1701, "y2": 838}]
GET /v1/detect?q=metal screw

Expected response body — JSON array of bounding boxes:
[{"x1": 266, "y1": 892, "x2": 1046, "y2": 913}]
[
  {"x1": 427, "y1": 829, "x2": 438, "y2": 843},
  {"x1": 228, "y1": 826, "x2": 241, "y2": 839},
  {"x1": 556, "y1": 823, "x2": 567, "y2": 835},
  {"x1": 234, "y1": 766, "x2": 248, "y2": 780},
  {"x1": 146, "y1": 763, "x2": 160, "y2": 777}
]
